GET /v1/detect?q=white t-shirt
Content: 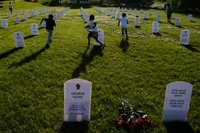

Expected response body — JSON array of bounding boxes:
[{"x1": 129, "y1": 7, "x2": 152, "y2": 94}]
[
  {"x1": 89, "y1": 20, "x2": 98, "y2": 32},
  {"x1": 120, "y1": 17, "x2": 128, "y2": 28}
]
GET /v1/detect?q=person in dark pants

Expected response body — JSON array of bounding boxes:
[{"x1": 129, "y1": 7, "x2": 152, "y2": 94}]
[
  {"x1": 9, "y1": 2, "x2": 13, "y2": 15},
  {"x1": 40, "y1": 14, "x2": 56, "y2": 48},
  {"x1": 85, "y1": 15, "x2": 105, "y2": 50},
  {"x1": 166, "y1": 3, "x2": 173, "y2": 23}
]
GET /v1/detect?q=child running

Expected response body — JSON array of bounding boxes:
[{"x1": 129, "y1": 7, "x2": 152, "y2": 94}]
[
  {"x1": 85, "y1": 14, "x2": 105, "y2": 50},
  {"x1": 40, "y1": 14, "x2": 56, "y2": 48}
]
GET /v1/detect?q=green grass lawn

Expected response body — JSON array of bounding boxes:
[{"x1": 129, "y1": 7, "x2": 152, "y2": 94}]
[{"x1": 0, "y1": 1, "x2": 200, "y2": 133}]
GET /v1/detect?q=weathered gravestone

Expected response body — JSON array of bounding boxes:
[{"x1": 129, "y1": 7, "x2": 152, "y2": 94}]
[
  {"x1": 16, "y1": 16, "x2": 20, "y2": 24},
  {"x1": 1, "y1": 19, "x2": 8, "y2": 28},
  {"x1": 31, "y1": 23, "x2": 39, "y2": 35},
  {"x1": 152, "y1": 22, "x2": 159, "y2": 33},
  {"x1": 188, "y1": 14, "x2": 192, "y2": 22},
  {"x1": 174, "y1": 17, "x2": 181, "y2": 26},
  {"x1": 64, "y1": 79, "x2": 92, "y2": 122},
  {"x1": 180, "y1": 30, "x2": 190, "y2": 45},
  {"x1": 134, "y1": 16, "x2": 140, "y2": 27},
  {"x1": 143, "y1": 13, "x2": 148, "y2": 20},
  {"x1": 24, "y1": 13, "x2": 28, "y2": 21},
  {"x1": 156, "y1": 12, "x2": 161, "y2": 22},
  {"x1": 7, "y1": 12, "x2": 11, "y2": 18},
  {"x1": 14, "y1": 32, "x2": 25, "y2": 48},
  {"x1": 94, "y1": 29, "x2": 104, "y2": 46},
  {"x1": 163, "y1": 81, "x2": 193, "y2": 122}
]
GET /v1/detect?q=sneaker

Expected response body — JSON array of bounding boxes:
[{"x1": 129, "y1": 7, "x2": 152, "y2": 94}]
[{"x1": 50, "y1": 40, "x2": 52, "y2": 43}]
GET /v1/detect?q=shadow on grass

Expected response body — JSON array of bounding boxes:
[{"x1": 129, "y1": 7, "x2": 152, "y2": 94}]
[
  {"x1": 72, "y1": 45, "x2": 103, "y2": 78},
  {"x1": 0, "y1": 47, "x2": 21, "y2": 59},
  {"x1": 58, "y1": 121, "x2": 89, "y2": 133},
  {"x1": 118, "y1": 37, "x2": 129, "y2": 53},
  {"x1": 182, "y1": 44, "x2": 200, "y2": 52},
  {"x1": 164, "y1": 121, "x2": 195, "y2": 133},
  {"x1": 9, "y1": 46, "x2": 47, "y2": 68},
  {"x1": 24, "y1": 35, "x2": 36, "y2": 39},
  {"x1": 153, "y1": 33, "x2": 162, "y2": 36},
  {"x1": 38, "y1": 27, "x2": 45, "y2": 30}
]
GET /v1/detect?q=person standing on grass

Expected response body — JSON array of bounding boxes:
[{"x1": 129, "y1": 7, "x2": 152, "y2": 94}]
[
  {"x1": 85, "y1": 14, "x2": 105, "y2": 50},
  {"x1": 118, "y1": 13, "x2": 128, "y2": 38},
  {"x1": 166, "y1": 3, "x2": 173, "y2": 23},
  {"x1": 9, "y1": 2, "x2": 13, "y2": 15},
  {"x1": 40, "y1": 14, "x2": 56, "y2": 48}
]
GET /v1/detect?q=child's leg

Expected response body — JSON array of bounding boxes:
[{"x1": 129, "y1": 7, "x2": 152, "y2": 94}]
[
  {"x1": 94, "y1": 36, "x2": 105, "y2": 49},
  {"x1": 87, "y1": 32, "x2": 92, "y2": 45},
  {"x1": 125, "y1": 28, "x2": 128, "y2": 37},
  {"x1": 121, "y1": 28, "x2": 124, "y2": 35},
  {"x1": 46, "y1": 29, "x2": 53, "y2": 46}
]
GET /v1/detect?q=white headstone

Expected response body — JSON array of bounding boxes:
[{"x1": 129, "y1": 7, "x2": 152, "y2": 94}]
[
  {"x1": 7, "y1": 12, "x2": 11, "y2": 18},
  {"x1": 188, "y1": 14, "x2": 192, "y2": 22},
  {"x1": 156, "y1": 12, "x2": 161, "y2": 22},
  {"x1": 175, "y1": 17, "x2": 181, "y2": 26},
  {"x1": 143, "y1": 13, "x2": 148, "y2": 20},
  {"x1": 14, "y1": 32, "x2": 25, "y2": 48},
  {"x1": 31, "y1": 23, "x2": 39, "y2": 35},
  {"x1": 24, "y1": 13, "x2": 28, "y2": 21},
  {"x1": 180, "y1": 30, "x2": 190, "y2": 45},
  {"x1": 152, "y1": 22, "x2": 159, "y2": 33},
  {"x1": 41, "y1": 20, "x2": 46, "y2": 27},
  {"x1": 128, "y1": 9, "x2": 131, "y2": 15},
  {"x1": 1, "y1": 19, "x2": 8, "y2": 28},
  {"x1": 15, "y1": 12, "x2": 18, "y2": 17},
  {"x1": 163, "y1": 81, "x2": 193, "y2": 122},
  {"x1": 16, "y1": 16, "x2": 20, "y2": 24},
  {"x1": 94, "y1": 29, "x2": 104, "y2": 46},
  {"x1": 134, "y1": 16, "x2": 140, "y2": 27},
  {"x1": 64, "y1": 79, "x2": 92, "y2": 122}
]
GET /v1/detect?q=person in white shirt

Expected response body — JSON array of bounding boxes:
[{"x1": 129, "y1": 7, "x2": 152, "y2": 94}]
[
  {"x1": 85, "y1": 14, "x2": 105, "y2": 50},
  {"x1": 9, "y1": 2, "x2": 13, "y2": 15},
  {"x1": 118, "y1": 13, "x2": 128, "y2": 38}
]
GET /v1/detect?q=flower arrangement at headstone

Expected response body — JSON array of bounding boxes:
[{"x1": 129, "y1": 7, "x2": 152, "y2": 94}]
[{"x1": 115, "y1": 99, "x2": 155, "y2": 132}]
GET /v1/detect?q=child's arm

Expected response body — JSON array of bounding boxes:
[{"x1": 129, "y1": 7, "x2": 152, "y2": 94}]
[
  {"x1": 53, "y1": 20, "x2": 56, "y2": 27},
  {"x1": 39, "y1": 18, "x2": 45, "y2": 25}
]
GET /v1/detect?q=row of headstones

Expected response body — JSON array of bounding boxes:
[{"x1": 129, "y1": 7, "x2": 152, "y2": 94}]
[
  {"x1": 13, "y1": 7, "x2": 70, "y2": 48},
  {"x1": 80, "y1": 7, "x2": 104, "y2": 46},
  {"x1": 152, "y1": 22, "x2": 190, "y2": 45},
  {"x1": 0, "y1": 8, "x2": 55, "y2": 19},
  {"x1": 94, "y1": 7, "x2": 152, "y2": 20},
  {"x1": 94, "y1": 7, "x2": 193, "y2": 26},
  {"x1": 64, "y1": 79, "x2": 193, "y2": 122},
  {"x1": 1, "y1": 8, "x2": 56, "y2": 28},
  {"x1": 93, "y1": 7, "x2": 191, "y2": 45}
]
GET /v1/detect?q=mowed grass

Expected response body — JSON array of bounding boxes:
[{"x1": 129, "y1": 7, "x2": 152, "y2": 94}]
[{"x1": 0, "y1": 1, "x2": 200, "y2": 133}]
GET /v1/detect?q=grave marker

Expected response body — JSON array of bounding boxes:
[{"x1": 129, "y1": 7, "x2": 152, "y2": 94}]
[
  {"x1": 31, "y1": 23, "x2": 39, "y2": 35},
  {"x1": 152, "y1": 22, "x2": 159, "y2": 33},
  {"x1": 134, "y1": 16, "x2": 140, "y2": 27},
  {"x1": 14, "y1": 32, "x2": 25, "y2": 48},
  {"x1": 163, "y1": 81, "x2": 193, "y2": 122},
  {"x1": 1, "y1": 19, "x2": 8, "y2": 28},
  {"x1": 188, "y1": 14, "x2": 192, "y2": 22},
  {"x1": 156, "y1": 12, "x2": 161, "y2": 22},
  {"x1": 94, "y1": 29, "x2": 104, "y2": 46},
  {"x1": 64, "y1": 79, "x2": 92, "y2": 122},
  {"x1": 16, "y1": 16, "x2": 20, "y2": 24},
  {"x1": 180, "y1": 30, "x2": 190, "y2": 45},
  {"x1": 174, "y1": 17, "x2": 181, "y2": 26}
]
